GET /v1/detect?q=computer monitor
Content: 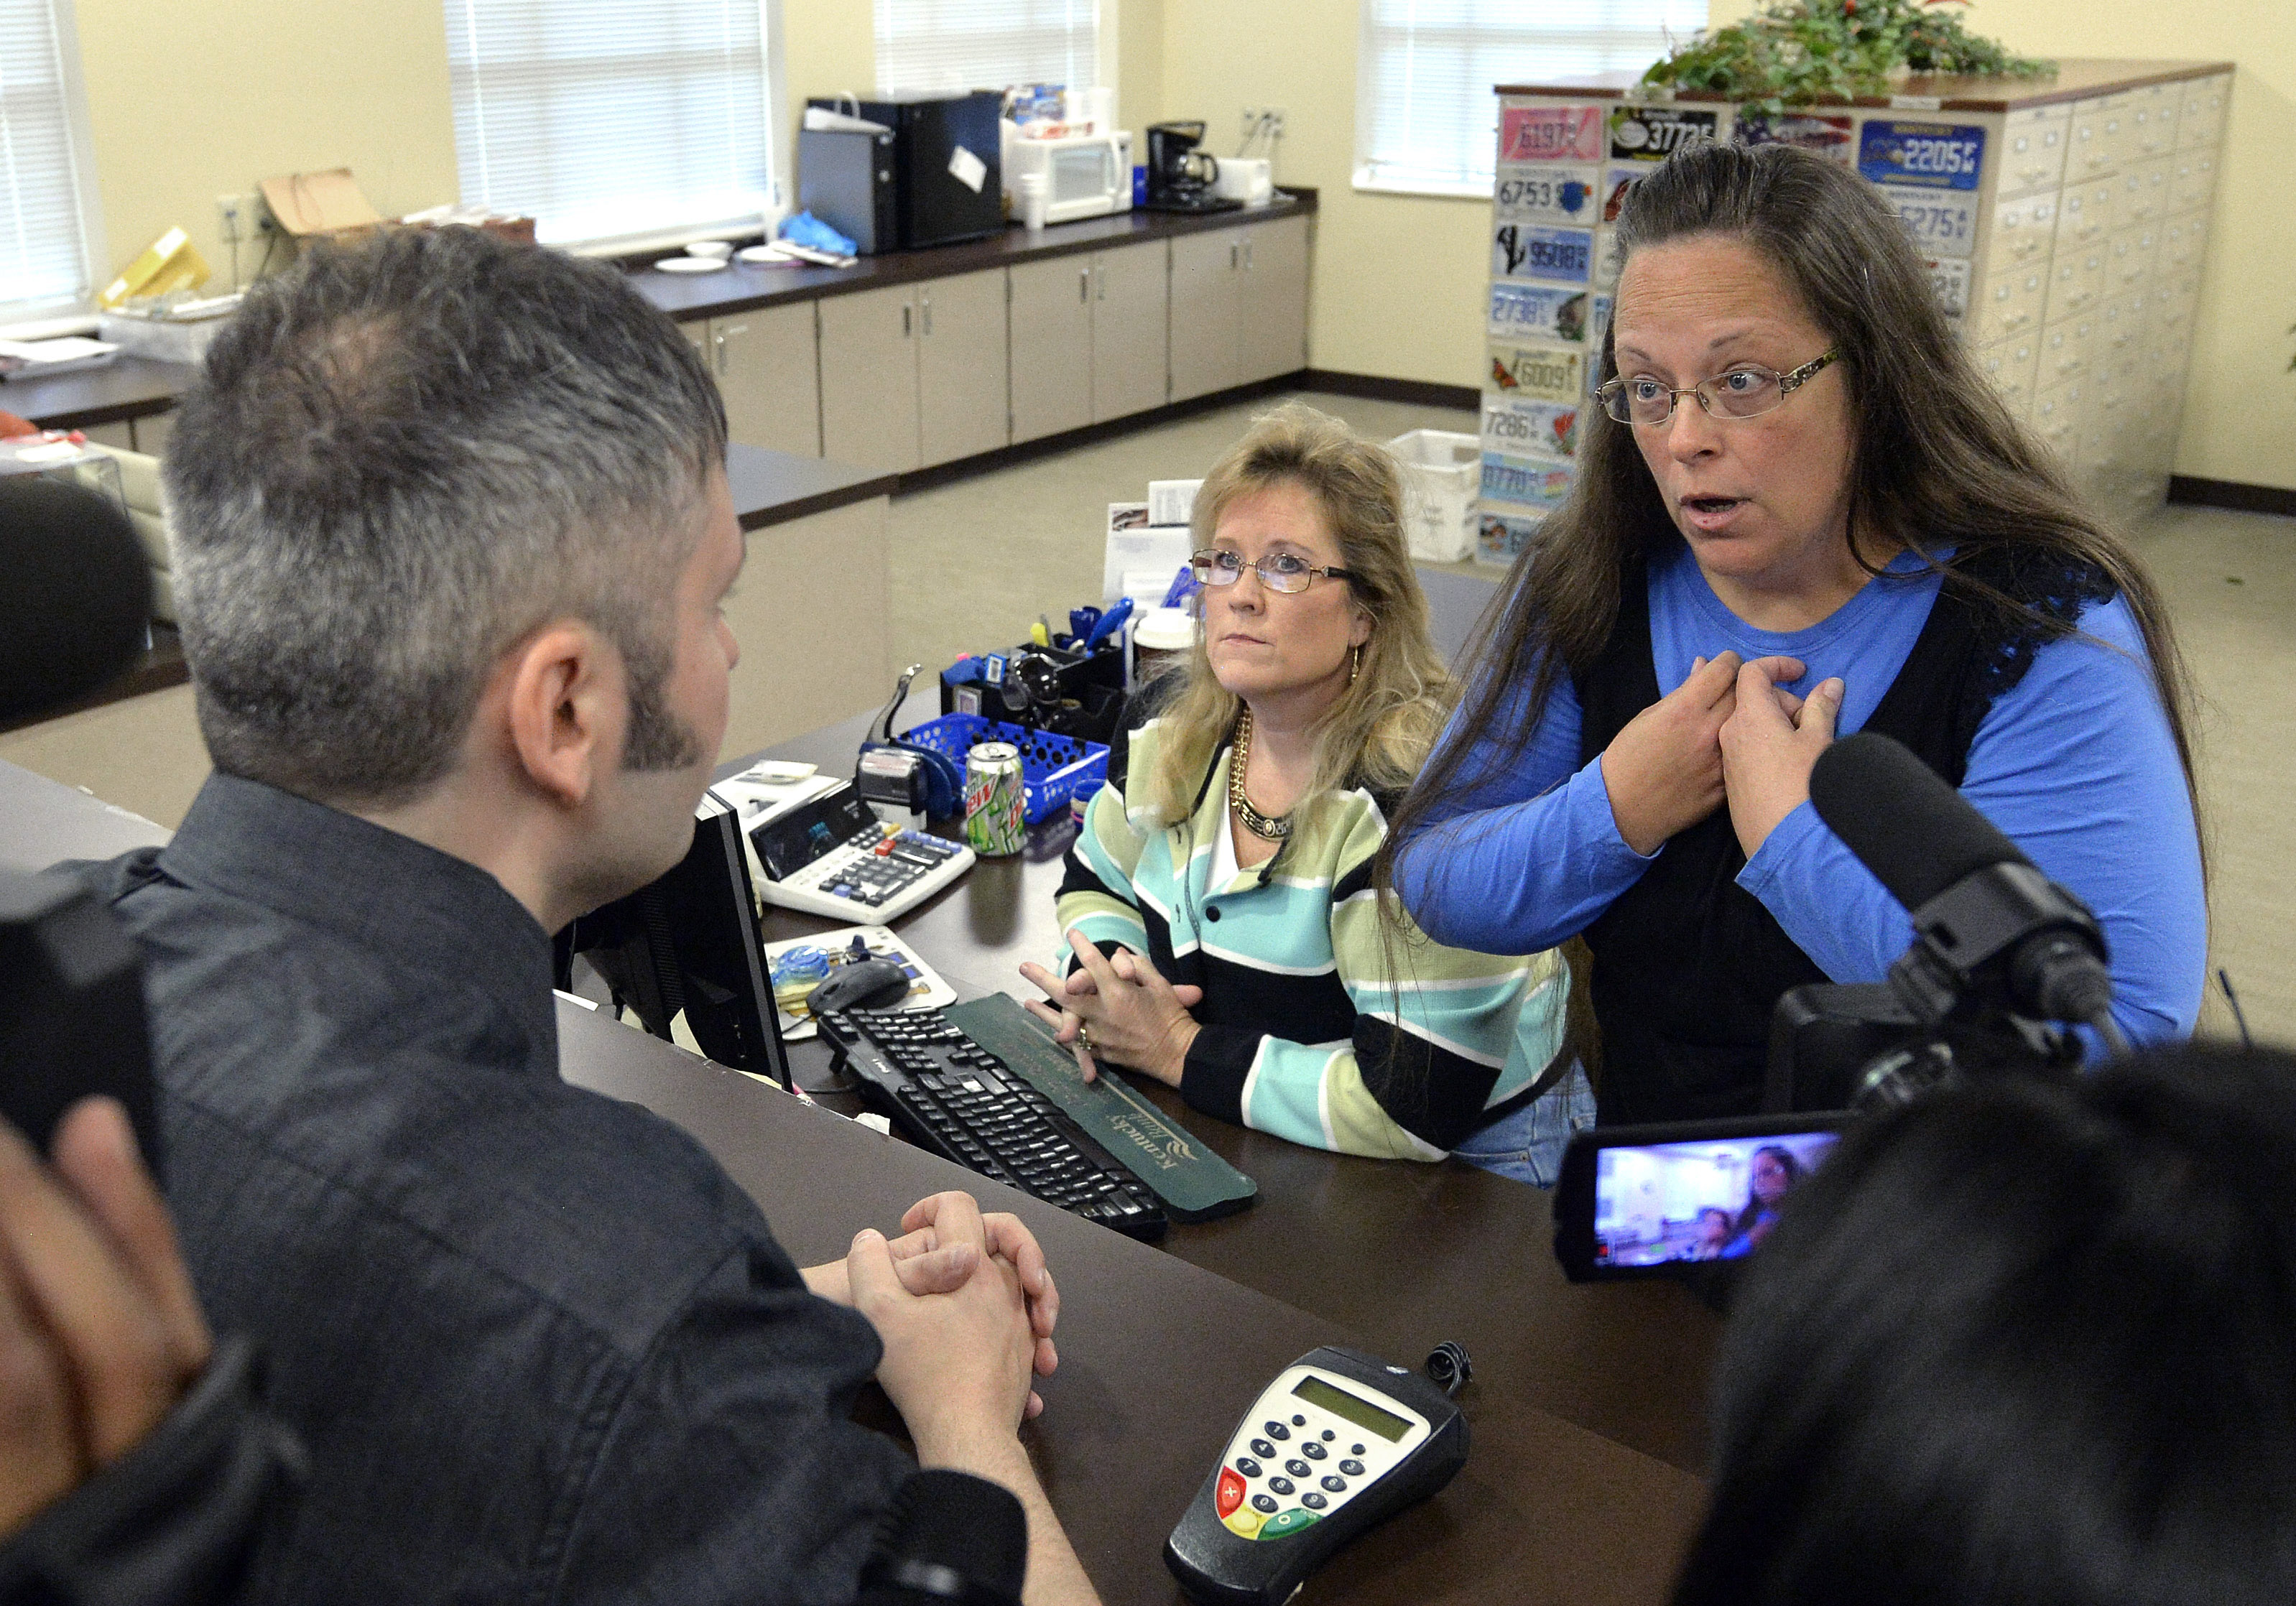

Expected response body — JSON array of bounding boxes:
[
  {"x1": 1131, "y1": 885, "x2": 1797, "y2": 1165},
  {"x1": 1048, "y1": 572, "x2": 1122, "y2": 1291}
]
[{"x1": 557, "y1": 790, "x2": 791, "y2": 1090}]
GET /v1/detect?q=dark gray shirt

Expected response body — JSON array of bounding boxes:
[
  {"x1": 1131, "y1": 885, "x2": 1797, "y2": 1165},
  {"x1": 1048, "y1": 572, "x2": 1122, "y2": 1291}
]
[{"x1": 101, "y1": 774, "x2": 912, "y2": 1604}]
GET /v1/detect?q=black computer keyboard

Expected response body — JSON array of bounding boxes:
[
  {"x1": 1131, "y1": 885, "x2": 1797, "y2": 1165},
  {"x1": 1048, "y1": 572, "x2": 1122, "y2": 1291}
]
[{"x1": 818, "y1": 1007, "x2": 1169, "y2": 1241}]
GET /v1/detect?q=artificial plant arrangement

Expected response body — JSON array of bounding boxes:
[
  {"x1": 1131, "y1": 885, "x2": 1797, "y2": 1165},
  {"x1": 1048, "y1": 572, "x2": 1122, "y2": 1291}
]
[{"x1": 1642, "y1": 0, "x2": 2052, "y2": 115}]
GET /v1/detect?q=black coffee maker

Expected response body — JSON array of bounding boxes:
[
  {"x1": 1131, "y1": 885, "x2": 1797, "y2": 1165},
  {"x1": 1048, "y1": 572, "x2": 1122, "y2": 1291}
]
[{"x1": 1144, "y1": 122, "x2": 1242, "y2": 215}]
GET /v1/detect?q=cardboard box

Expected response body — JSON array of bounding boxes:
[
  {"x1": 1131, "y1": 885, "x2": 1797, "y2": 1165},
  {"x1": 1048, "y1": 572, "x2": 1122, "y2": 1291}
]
[{"x1": 259, "y1": 169, "x2": 384, "y2": 238}]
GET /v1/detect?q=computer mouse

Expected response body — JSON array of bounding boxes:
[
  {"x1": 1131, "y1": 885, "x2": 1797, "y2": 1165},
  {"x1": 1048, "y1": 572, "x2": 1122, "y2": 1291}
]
[{"x1": 809, "y1": 956, "x2": 913, "y2": 1016}]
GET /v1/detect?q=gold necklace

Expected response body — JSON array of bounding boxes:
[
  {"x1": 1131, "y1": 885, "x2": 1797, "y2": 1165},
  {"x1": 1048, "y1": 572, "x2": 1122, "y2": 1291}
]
[{"x1": 1228, "y1": 707, "x2": 1292, "y2": 841}]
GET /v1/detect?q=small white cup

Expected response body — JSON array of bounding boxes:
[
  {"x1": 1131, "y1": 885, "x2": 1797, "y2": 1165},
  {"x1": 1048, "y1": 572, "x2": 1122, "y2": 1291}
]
[
  {"x1": 685, "y1": 239, "x2": 733, "y2": 261},
  {"x1": 1017, "y1": 172, "x2": 1050, "y2": 231}
]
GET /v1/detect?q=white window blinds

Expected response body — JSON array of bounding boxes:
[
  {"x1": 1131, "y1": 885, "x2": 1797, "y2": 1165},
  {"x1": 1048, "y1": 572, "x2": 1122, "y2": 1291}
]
[
  {"x1": 0, "y1": 0, "x2": 98, "y2": 317},
  {"x1": 874, "y1": 0, "x2": 1098, "y2": 96},
  {"x1": 445, "y1": 0, "x2": 779, "y2": 251},
  {"x1": 1356, "y1": 0, "x2": 1707, "y2": 195}
]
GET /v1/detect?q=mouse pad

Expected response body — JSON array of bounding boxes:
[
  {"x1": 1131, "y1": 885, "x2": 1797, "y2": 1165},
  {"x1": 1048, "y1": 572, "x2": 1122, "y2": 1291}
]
[{"x1": 944, "y1": 995, "x2": 1258, "y2": 1222}]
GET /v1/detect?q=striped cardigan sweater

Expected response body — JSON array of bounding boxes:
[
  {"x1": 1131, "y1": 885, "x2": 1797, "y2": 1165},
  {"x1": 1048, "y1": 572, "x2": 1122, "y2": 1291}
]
[{"x1": 1055, "y1": 710, "x2": 1570, "y2": 1160}]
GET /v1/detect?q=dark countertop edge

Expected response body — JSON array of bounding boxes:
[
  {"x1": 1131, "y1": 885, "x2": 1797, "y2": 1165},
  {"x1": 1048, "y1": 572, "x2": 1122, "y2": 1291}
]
[
  {"x1": 0, "y1": 624, "x2": 188, "y2": 736},
  {"x1": 736, "y1": 473, "x2": 898, "y2": 532},
  {"x1": 9, "y1": 357, "x2": 197, "y2": 431},
  {"x1": 636, "y1": 187, "x2": 1319, "y2": 324},
  {"x1": 1496, "y1": 59, "x2": 2235, "y2": 113},
  {"x1": 724, "y1": 442, "x2": 897, "y2": 533}
]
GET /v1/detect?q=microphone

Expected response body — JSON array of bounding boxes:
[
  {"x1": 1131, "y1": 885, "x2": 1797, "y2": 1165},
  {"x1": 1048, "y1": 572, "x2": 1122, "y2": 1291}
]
[
  {"x1": 1808, "y1": 733, "x2": 2121, "y2": 1052},
  {"x1": 0, "y1": 475, "x2": 152, "y2": 725},
  {"x1": 856, "y1": 1470, "x2": 1027, "y2": 1606}
]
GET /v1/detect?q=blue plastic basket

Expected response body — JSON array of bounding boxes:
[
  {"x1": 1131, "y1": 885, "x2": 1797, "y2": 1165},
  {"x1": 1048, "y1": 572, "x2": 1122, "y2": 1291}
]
[{"x1": 901, "y1": 715, "x2": 1109, "y2": 825}]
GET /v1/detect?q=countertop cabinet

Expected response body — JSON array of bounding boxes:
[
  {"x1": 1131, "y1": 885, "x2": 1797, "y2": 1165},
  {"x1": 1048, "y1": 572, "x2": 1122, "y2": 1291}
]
[
  {"x1": 1237, "y1": 215, "x2": 1311, "y2": 386},
  {"x1": 1170, "y1": 216, "x2": 1310, "y2": 404},
  {"x1": 1169, "y1": 229, "x2": 1244, "y2": 403},
  {"x1": 917, "y1": 269, "x2": 1011, "y2": 468},
  {"x1": 819, "y1": 284, "x2": 925, "y2": 474},
  {"x1": 1091, "y1": 243, "x2": 1171, "y2": 423},
  {"x1": 822, "y1": 272, "x2": 1012, "y2": 473},
  {"x1": 682, "y1": 303, "x2": 821, "y2": 460},
  {"x1": 1008, "y1": 256, "x2": 1096, "y2": 443}
]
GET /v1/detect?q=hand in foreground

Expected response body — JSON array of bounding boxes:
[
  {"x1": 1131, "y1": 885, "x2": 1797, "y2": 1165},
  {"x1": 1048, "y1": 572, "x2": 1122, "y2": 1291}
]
[
  {"x1": 802, "y1": 1192, "x2": 1060, "y2": 1416},
  {"x1": 1603, "y1": 651, "x2": 1793, "y2": 855},
  {"x1": 1019, "y1": 934, "x2": 1203, "y2": 1087},
  {"x1": 0, "y1": 1097, "x2": 213, "y2": 1540},
  {"x1": 846, "y1": 1191, "x2": 1037, "y2": 1455},
  {"x1": 1718, "y1": 657, "x2": 1844, "y2": 860}
]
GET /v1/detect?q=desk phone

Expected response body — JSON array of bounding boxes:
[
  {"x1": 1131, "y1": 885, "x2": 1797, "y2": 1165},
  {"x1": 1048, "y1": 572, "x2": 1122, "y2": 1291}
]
[
  {"x1": 1166, "y1": 1346, "x2": 1467, "y2": 1606},
  {"x1": 745, "y1": 781, "x2": 973, "y2": 921}
]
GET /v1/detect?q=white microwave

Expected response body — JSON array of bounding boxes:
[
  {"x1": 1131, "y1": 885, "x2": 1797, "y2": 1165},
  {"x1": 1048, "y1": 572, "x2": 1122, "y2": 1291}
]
[{"x1": 1002, "y1": 129, "x2": 1133, "y2": 223}]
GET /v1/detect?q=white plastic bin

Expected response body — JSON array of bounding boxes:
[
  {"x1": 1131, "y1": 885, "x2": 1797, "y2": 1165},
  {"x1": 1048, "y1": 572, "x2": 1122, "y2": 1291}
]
[{"x1": 1387, "y1": 430, "x2": 1480, "y2": 563}]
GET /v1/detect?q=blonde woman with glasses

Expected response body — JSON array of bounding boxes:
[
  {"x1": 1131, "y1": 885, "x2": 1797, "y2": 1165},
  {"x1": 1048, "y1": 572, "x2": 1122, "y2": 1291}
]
[{"x1": 1019, "y1": 404, "x2": 1584, "y2": 1179}]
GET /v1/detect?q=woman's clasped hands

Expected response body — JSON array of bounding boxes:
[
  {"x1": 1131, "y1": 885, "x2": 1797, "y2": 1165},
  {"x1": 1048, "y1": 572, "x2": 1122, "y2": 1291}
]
[
  {"x1": 1018, "y1": 931, "x2": 1205, "y2": 1087},
  {"x1": 1598, "y1": 650, "x2": 1845, "y2": 861}
]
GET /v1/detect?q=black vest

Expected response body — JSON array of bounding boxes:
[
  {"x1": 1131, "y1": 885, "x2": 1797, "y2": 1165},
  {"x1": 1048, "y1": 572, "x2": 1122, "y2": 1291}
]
[{"x1": 1571, "y1": 547, "x2": 2114, "y2": 1124}]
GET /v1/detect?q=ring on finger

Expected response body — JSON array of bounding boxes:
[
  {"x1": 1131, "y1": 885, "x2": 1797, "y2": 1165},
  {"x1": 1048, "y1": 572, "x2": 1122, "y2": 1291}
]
[{"x1": 1076, "y1": 1024, "x2": 1095, "y2": 1054}]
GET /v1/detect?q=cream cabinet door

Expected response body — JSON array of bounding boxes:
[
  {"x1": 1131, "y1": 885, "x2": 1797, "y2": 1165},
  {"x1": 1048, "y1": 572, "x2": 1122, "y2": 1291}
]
[
  {"x1": 1168, "y1": 227, "x2": 1244, "y2": 402},
  {"x1": 1090, "y1": 242, "x2": 1170, "y2": 423},
  {"x1": 1237, "y1": 214, "x2": 1310, "y2": 385},
  {"x1": 712, "y1": 302, "x2": 821, "y2": 458},
  {"x1": 917, "y1": 269, "x2": 1011, "y2": 468},
  {"x1": 818, "y1": 284, "x2": 921, "y2": 473},
  {"x1": 1007, "y1": 256, "x2": 1094, "y2": 444}
]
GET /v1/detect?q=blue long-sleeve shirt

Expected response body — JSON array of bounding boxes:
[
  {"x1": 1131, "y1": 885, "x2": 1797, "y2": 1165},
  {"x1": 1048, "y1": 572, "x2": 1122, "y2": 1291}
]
[{"x1": 1394, "y1": 544, "x2": 2206, "y2": 1046}]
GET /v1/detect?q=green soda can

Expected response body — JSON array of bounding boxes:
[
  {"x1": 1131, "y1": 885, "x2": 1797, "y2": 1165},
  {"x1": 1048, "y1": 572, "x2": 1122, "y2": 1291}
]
[{"x1": 963, "y1": 741, "x2": 1027, "y2": 856}]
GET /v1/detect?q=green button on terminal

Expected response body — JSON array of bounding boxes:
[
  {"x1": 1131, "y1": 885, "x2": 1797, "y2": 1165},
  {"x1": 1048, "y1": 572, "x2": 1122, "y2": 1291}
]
[{"x1": 1256, "y1": 1508, "x2": 1321, "y2": 1540}]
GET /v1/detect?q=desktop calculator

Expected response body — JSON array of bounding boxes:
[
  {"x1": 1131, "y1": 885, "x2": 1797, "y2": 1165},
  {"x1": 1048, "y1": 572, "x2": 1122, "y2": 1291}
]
[
  {"x1": 745, "y1": 781, "x2": 974, "y2": 922},
  {"x1": 1166, "y1": 1347, "x2": 1468, "y2": 1605}
]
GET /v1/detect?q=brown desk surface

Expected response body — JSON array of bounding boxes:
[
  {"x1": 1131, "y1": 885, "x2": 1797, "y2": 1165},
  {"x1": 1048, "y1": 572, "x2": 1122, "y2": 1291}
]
[{"x1": 557, "y1": 997, "x2": 1705, "y2": 1605}]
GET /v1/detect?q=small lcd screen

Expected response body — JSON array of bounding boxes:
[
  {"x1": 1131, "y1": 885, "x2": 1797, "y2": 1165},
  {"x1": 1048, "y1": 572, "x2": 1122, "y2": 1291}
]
[
  {"x1": 751, "y1": 786, "x2": 878, "y2": 880},
  {"x1": 1292, "y1": 1375, "x2": 1409, "y2": 1442},
  {"x1": 1593, "y1": 1131, "x2": 1840, "y2": 1269}
]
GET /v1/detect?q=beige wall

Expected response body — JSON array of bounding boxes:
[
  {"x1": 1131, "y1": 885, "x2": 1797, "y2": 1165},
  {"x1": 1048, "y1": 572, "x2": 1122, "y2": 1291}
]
[
  {"x1": 1162, "y1": 0, "x2": 2295, "y2": 491},
  {"x1": 61, "y1": 0, "x2": 2292, "y2": 489},
  {"x1": 77, "y1": 0, "x2": 458, "y2": 287}
]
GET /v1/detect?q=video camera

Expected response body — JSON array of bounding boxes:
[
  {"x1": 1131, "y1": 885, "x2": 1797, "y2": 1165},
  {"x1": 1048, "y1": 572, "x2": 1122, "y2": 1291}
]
[{"x1": 1553, "y1": 732, "x2": 2121, "y2": 1284}]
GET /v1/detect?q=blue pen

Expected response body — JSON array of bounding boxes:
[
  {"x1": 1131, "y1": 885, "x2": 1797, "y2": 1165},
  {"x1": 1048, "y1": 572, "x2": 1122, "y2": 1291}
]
[{"x1": 1082, "y1": 595, "x2": 1134, "y2": 654}]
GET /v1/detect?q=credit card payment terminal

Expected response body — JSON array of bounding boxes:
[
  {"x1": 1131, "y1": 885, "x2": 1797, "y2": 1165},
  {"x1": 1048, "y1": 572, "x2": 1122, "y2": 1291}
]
[{"x1": 1165, "y1": 1346, "x2": 1468, "y2": 1605}]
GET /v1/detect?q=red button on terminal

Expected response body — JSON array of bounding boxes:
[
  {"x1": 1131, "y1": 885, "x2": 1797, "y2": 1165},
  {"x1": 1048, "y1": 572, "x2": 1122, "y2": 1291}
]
[{"x1": 1216, "y1": 1468, "x2": 1245, "y2": 1518}]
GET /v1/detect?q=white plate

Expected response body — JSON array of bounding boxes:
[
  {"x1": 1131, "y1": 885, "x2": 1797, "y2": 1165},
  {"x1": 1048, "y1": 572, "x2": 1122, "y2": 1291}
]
[
  {"x1": 654, "y1": 256, "x2": 729, "y2": 274},
  {"x1": 736, "y1": 244, "x2": 794, "y2": 264}
]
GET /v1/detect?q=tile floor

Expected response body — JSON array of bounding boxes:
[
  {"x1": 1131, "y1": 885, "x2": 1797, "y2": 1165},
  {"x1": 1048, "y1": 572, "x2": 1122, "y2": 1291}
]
[{"x1": 884, "y1": 389, "x2": 2296, "y2": 1044}]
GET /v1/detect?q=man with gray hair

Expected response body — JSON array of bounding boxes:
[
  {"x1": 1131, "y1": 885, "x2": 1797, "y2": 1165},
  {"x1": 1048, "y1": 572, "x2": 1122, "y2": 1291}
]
[{"x1": 95, "y1": 226, "x2": 1101, "y2": 1605}]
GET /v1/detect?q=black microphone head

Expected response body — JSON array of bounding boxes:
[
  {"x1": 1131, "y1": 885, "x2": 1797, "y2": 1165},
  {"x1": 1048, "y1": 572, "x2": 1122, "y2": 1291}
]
[
  {"x1": 858, "y1": 1469, "x2": 1027, "y2": 1606},
  {"x1": 1809, "y1": 733, "x2": 2032, "y2": 911},
  {"x1": 0, "y1": 474, "x2": 152, "y2": 725}
]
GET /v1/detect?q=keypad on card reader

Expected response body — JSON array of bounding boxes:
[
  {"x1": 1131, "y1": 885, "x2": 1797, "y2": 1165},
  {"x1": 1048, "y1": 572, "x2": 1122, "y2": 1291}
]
[{"x1": 820, "y1": 1007, "x2": 1169, "y2": 1241}]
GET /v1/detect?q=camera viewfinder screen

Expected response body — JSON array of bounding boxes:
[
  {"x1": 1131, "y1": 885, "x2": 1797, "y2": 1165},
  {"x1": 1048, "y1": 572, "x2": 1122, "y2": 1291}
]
[{"x1": 1593, "y1": 1132, "x2": 1840, "y2": 1268}]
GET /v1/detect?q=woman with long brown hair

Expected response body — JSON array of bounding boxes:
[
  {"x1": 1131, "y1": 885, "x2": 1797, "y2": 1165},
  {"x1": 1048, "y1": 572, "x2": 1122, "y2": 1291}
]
[{"x1": 1387, "y1": 141, "x2": 2205, "y2": 1125}]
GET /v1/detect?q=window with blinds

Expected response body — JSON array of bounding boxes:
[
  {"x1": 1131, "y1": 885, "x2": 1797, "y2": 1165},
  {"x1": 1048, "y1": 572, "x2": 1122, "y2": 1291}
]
[
  {"x1": 0, "y1": 0, "x2": 100, "y2": 319},
  {"x1": 445, "y1": 0, "x2": 781, "y2": 251},
  {"x1": 874, "y1": 0, "x2": 1098, "y2": 96},
  {"x1": 1355, "y1": 0, "x2": 1707, "y2": 196}
]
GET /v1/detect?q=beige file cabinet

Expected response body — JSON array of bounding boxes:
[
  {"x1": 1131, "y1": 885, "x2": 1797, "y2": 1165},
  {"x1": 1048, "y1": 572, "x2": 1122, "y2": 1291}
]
[{"x1": 1481, "y1": 59, "x2": 2232, "y2": 538}]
